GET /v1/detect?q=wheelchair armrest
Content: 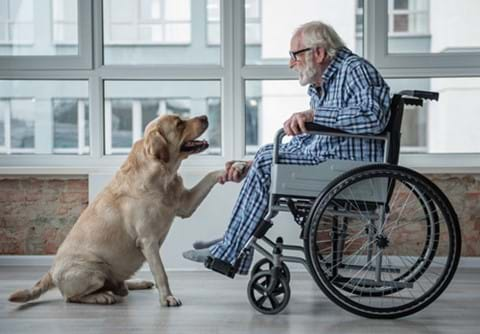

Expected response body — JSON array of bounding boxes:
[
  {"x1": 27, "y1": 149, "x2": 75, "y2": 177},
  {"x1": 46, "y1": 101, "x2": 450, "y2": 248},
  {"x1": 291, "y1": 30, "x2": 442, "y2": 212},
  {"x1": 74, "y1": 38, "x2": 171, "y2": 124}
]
[{"x1": 273, "y1": 122, "x2": 390, "y2": 164}]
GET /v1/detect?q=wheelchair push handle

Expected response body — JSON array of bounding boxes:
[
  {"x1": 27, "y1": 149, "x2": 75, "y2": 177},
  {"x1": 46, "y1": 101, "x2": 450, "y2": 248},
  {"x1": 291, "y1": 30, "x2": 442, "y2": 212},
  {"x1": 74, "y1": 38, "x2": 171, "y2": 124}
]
[{"x1": 399, "y1": 90, "x2": 439, "y2": 101}]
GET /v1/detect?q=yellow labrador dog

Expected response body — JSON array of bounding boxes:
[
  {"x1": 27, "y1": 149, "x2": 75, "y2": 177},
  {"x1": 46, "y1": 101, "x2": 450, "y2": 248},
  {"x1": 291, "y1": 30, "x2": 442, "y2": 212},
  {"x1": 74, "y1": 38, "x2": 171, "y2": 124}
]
[{"x1": 9, "y1": 114, "x2": 223, "y2": 307}]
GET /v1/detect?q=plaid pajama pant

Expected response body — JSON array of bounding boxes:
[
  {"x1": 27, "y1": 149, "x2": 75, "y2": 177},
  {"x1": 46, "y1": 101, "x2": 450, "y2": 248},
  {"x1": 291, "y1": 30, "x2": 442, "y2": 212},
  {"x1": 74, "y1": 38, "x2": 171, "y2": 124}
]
[{"x1": 209, "y1": 140, "x2": 324, "y2": 274}]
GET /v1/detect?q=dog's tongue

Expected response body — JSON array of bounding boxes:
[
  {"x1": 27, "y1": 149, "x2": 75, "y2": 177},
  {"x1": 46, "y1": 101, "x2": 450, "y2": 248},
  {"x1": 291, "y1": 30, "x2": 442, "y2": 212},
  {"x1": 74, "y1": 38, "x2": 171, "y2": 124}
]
[{"x1": 181, "y1": 139, "x2": 209, "y2": 152}]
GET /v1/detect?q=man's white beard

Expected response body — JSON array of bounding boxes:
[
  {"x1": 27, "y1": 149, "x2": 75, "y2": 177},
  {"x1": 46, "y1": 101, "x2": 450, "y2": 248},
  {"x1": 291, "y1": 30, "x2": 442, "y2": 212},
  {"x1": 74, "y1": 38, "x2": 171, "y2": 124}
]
[{"x1": 297, "y1": 60, "x2": 317, "y2": 86}]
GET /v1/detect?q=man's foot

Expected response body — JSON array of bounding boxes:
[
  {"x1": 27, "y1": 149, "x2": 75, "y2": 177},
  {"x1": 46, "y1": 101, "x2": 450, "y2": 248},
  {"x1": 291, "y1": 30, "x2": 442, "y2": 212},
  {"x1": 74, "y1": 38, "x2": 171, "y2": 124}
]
[
  {"x1": 192, "y1": 238, "x2": 222, "y2": 250},
  {"x1": 182, "y1": 248, "x2": 213, "y2": 263}
]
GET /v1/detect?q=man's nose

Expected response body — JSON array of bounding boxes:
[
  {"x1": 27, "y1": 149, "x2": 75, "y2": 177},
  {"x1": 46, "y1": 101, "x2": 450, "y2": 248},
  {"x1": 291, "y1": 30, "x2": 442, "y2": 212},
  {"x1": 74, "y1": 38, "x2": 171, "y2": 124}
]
[{"x1": 289, "y1": 58, "x2": 296, "y2": 69}]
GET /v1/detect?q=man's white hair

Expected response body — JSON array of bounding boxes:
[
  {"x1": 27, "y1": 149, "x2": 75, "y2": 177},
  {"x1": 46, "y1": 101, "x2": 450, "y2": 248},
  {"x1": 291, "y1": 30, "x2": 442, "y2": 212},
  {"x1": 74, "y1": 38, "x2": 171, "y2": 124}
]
[{"x1": 295, "y1": 21, "x2": 346, "y2": 59}]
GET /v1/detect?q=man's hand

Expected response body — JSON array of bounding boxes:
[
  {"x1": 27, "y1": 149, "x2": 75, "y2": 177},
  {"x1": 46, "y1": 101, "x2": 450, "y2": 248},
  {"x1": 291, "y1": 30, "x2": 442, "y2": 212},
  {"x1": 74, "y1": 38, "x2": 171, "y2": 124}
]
[
  {"x1": 283, "y1": 109, "x2": 314, "y2": 136},
  {"x1": 218, "y1": 160, "x2": 253, "y2": 184}
]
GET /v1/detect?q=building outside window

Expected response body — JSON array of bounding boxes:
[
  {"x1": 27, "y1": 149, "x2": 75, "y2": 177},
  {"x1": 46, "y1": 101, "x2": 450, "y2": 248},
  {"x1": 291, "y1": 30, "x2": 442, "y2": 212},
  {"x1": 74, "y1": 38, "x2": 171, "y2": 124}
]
[
  {"x1": 104, "y1": 0, "x2": 191, "y2": 45},
  {"x1": 0, "y1": 0, "x2": 34, "y2": 44}
]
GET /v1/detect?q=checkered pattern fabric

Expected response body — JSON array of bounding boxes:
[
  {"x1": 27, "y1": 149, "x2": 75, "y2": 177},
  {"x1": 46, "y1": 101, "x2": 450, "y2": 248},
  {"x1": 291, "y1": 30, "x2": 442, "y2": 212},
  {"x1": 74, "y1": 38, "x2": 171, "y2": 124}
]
[{"x1": 209, "y1": 48, "x2": 391, "y2": 274}]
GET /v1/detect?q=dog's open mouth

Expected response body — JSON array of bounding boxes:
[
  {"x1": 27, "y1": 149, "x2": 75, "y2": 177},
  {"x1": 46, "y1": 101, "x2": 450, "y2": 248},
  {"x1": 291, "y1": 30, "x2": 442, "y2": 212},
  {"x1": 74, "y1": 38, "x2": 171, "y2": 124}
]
[{"x1": 180, "y1": 139, "x2": 209, "y2": 154}]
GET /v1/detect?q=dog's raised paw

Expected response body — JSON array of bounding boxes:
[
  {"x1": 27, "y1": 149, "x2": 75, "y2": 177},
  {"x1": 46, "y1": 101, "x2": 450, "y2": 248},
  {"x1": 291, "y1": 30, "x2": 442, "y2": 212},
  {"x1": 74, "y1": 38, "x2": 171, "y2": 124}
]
[{"x1": 232, "y1": 161, "x2": 249, "y2": 174}]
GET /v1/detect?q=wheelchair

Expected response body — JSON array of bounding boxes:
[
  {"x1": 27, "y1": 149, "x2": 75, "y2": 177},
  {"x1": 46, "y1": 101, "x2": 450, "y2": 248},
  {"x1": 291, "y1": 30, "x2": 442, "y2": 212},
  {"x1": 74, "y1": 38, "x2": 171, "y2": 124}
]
[{"x1": 205, "y1": 90, "x2": 462, "y2": 319}]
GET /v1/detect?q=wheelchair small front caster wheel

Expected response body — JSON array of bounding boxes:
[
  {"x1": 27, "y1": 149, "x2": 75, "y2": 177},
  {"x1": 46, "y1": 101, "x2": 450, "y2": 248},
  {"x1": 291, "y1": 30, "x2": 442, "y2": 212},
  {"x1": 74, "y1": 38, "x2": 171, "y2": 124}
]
[
  {"x1": 247, "y1": 270, "x2": 290, "y2": 314},
  {"x1": 250, "y1": 258, "x2": 291, "y2": 284}
]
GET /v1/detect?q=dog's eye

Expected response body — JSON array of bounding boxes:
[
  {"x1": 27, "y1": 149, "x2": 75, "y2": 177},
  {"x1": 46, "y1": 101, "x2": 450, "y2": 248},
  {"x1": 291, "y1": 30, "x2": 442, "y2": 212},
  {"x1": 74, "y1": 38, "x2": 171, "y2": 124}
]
[{"x1": 176, "y1": 121, "x2": 185, "y2": 130}]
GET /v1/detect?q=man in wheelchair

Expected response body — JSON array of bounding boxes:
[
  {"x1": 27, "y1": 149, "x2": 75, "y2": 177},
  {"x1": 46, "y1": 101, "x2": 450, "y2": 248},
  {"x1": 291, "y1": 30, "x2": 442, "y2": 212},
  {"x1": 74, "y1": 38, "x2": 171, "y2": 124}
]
[
  {"x1": 183, "y1": 20, "x2": 391, "y2": 274},
  {"x1": 183, "y1": 20, "x2": 461, "y2": 320}
]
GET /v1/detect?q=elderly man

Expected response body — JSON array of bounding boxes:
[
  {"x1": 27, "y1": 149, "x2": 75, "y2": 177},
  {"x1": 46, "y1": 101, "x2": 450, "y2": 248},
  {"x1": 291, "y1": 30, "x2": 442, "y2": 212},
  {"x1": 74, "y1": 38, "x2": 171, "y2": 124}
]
[{"x1": 183, "y1": 21, "x2": 391, "y2": 275}]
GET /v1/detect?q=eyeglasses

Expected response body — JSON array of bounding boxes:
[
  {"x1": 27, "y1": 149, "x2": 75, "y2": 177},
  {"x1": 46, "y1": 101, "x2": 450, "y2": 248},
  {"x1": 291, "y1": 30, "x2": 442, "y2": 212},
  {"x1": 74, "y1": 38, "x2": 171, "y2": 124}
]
[{"x1": 289, "y1": 47, "x2": 312, "y2": 61}]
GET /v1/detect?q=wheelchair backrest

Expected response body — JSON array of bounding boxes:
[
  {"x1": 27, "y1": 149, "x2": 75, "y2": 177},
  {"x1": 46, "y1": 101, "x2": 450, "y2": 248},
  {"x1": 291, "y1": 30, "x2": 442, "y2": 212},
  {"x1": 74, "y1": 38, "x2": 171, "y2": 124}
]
[{"x1": 383, "y1": 94, "x2": 404, "y2": 166}]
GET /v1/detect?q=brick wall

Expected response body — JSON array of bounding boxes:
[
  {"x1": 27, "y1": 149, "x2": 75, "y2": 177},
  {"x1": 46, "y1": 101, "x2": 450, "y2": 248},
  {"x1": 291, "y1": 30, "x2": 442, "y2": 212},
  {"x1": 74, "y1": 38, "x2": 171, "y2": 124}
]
[
  {"x1": 0, "y1": 174, "x2": 478, "y2": 256},
  {"x1": 0, "y1": 176, "x2": 88, "y2": 254}
]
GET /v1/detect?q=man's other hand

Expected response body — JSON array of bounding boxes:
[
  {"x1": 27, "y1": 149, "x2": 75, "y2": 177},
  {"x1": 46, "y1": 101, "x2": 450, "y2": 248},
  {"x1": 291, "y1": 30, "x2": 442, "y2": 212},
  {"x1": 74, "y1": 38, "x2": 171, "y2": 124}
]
[
  {"x1": 218, "y1": 160, "x2": 253, "y2": 184},
  {"x1": 283, "y1": 109, "x2": 314, "y2": 136}
]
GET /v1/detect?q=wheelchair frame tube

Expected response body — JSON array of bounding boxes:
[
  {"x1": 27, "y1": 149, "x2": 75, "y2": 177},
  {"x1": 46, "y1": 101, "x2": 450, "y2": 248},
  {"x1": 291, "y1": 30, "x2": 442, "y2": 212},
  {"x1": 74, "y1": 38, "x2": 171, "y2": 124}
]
[{"x1": 272, "y1": 128, "x2": 391, "y2": 165}]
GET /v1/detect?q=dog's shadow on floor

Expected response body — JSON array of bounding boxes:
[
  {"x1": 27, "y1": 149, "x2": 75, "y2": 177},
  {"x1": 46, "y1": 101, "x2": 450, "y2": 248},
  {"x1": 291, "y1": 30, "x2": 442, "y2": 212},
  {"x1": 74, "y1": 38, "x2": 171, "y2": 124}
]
[{"x1": 9, "y1": 299, "x2": 62, "y2": 312}]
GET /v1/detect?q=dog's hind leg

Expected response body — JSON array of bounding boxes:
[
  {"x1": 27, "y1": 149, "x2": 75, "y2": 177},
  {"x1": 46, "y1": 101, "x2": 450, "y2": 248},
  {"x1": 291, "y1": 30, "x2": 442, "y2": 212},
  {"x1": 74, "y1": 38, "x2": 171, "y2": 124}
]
[
  {"x1": 58, "y1": 270, "x2": 122, "y2": 305},
  {"x1": 126, "y1": 280, "x2": 154, "y2": 290}
]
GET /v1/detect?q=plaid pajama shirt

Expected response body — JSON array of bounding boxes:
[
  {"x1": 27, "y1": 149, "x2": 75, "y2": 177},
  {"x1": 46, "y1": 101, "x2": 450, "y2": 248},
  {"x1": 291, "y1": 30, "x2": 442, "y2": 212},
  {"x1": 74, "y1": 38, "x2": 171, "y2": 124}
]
[{"x1": 209, "y1": 48, "x2": 391, "y2": 274}]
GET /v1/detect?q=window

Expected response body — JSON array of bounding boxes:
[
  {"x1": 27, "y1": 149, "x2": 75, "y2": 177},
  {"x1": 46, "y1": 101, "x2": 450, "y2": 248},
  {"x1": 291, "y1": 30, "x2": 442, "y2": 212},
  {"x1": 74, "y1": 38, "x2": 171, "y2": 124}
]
[
  {"x1": 1, "y1": 1, "x2": 480, "y2": 171},
  {"x1": 207, "y1": 0, "x2": 261, "y2": 46},
  {"x1": 246, "y1": 0, "x2": 361, "y2": 64},
  {"x1": 103, "y1": 0, "x2": 215, "y2": 65},
  {"x1": 0, "y1": 0, "x2": 34, "y2": 45},
  {"x1": 206, "y1": 0, "x2": 220, "y2": 45},
  {"x1": 0, "y1": 80, "x2": 89, "y2": 155},
  {"x1": 0, "y1": 0, "x2": 81, "y2": 56},
  {"x1": 389, "y1": 0, "x2": 428, "y2": 35},
  {"x1": 52, "y1": 0, "x2": 78, "y2": 45},
  {"x1": 53, "y1": 98, "x2": 89, "y2": 154},
  {"x1": 104, "y1": 81, "x2": 221, "y2": 155},
  {"x1": 244, "y1": 80, "x2": 309, "y2": 153},
  {"x1": 104, "y1": 0, "x2": 190, "y2": 45},
  {"x1": 0, "y1": 98, "x2": 34, "y2": 154},
  {"x1": 386, "y1": 0, "x2": 480, "y2": 54}
]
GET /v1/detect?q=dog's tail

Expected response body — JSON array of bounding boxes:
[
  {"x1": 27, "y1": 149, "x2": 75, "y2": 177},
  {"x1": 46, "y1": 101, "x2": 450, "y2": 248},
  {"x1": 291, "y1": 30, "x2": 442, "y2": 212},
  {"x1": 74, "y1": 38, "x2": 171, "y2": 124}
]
[{"x1": 8, "y1": 272, "x2": 55, "y2": 303}]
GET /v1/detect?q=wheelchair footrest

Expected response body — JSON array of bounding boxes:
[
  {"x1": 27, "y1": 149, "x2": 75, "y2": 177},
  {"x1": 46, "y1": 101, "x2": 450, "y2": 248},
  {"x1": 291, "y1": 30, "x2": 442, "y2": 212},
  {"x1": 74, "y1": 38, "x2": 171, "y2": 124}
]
[{"x1": 204, "y1": 256, "x2": 236, "y2": 279}]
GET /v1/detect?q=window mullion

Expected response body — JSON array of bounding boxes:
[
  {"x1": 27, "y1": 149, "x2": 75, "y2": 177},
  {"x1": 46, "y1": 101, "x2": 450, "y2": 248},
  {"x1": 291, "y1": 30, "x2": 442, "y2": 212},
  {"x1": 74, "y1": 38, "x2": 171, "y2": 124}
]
[
  {"x1": 233, "y1": 0, "x2": 245, "y2": 160},
  {"x1": 221, "y1": 0, "x2": 235, "y2": 162}
]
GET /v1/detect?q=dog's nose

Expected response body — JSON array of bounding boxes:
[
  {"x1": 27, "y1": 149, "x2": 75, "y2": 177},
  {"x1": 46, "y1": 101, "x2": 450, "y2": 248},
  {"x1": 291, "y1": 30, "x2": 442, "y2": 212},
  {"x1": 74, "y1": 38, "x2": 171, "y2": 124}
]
[{"x1": 198, "y1": 115, "x2": 208, "y2": 123}]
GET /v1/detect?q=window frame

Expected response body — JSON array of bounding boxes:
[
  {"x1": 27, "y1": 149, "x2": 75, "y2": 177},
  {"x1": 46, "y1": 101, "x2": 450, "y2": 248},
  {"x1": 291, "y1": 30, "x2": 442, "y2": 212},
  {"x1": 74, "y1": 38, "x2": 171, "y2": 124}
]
[
  {"x1": 0, "y1": 0, "x2": 479, "y2": 175},
  {"x1": 369, "y1": 0, "x2": 480, "y2": 74},
  {"x1": 103, "y1": 0, "x2": 192, "y2": 46},
  {"x1": 0, "y1": 0, "x2": 92, "y2": 70}
]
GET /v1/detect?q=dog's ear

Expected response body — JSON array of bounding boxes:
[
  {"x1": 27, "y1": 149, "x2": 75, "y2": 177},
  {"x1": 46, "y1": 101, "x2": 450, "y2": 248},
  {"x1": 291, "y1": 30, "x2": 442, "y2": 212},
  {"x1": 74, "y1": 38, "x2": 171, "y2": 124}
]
[{"x1": 145, "y1": 130, "x2": 170, "y2": 163}]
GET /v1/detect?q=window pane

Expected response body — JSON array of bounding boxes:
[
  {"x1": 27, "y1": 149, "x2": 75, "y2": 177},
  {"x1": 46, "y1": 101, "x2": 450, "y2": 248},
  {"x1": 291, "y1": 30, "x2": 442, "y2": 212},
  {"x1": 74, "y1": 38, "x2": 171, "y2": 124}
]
[
  {"x1": 389, "y1": 78, "x2": 480, "y2": 154},
  {"x1": 11, "y1": 99, "x2": 34, "y2": 150},
  {"x1": 247, "y1": 78, "x2": 480, "y2": 155},
  {"x1": 246, "y1": 0, "x2": 362, "y2": 65},
  {"x1": 0, "y1": 80, "x2": 89, "y2": 155},
  {"x1": 104, "y1": 81, "x2": 221, "y2": 155},
  {"x1": 165, "y1": 0, "x2": 190, "y2": 21},
  {"x1": 394, "y1": 0, "x2": 409, "y2": 10},
  {"x1": 388, "y1": 0, "x2": 480, "y2": 54},
  {"x1": 9, "y1": 0, "x2": 33, "y2": 21},
  {"x1": 104, "y1": 0, "x2": 218, "y2": 65},
  {"x1": 140, "y1": 0, "x2": 161, "y2": 20},
  {"x1": 0, "y1": 0, "x2": 78, "y2": 55},
  {"x1": 0, "y1": 101, "x2": 5, "y2": 146},
  {"x1": 207, "y1": 22, "x2": 220, "y2": 45},
  {"x1": 244, "y1": 80, "x2": 309, "y2": 154},
  {"x1": 110, "y1": 0, "x2": 135, "y2": 21},
  {"x1": 53, "y1": 99, "x2": 89, "y2": 154},
  {"x1": 111, "y1": 100, "x2": 133, "y2": 149},
  {"x1": 207, "y1": 0, "x2": 220, "y2": 21}
]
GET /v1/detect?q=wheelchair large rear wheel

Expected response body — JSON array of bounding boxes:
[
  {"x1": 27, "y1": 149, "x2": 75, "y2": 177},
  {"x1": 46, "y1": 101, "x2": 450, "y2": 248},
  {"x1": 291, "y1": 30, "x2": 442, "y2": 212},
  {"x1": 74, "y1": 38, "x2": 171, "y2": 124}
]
[{"x1": 305, "y1": 164, "x2": 461, "y2": 319}]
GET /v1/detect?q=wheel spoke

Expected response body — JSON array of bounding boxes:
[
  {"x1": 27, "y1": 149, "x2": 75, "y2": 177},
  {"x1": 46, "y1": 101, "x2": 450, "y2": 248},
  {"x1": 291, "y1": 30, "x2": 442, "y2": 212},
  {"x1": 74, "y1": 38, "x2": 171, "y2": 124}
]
[{"x1": 308, "y1": 165, "x2": 460, "y2": 318}]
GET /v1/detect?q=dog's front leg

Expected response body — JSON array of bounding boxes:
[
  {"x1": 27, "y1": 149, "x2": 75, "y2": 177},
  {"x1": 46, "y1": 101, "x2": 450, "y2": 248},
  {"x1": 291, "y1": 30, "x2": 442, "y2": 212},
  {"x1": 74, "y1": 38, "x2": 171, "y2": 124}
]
[
  {"x1": 177, "y1": 170, "x2": 223, "y2": 218},
  {"x1": 138, "y1": 238, "x2": 181, "y2": 307}
]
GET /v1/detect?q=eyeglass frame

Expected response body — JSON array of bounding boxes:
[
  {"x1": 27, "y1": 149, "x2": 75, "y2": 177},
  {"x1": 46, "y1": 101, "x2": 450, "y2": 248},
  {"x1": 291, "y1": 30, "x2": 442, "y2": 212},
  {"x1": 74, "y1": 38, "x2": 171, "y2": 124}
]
[{"x1": 289, "y1": 47, "x2": 313, "y2": 61}]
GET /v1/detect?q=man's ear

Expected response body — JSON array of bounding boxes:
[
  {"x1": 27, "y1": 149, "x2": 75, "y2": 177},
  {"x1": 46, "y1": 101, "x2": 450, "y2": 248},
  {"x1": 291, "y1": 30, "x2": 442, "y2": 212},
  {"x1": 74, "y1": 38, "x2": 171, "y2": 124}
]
[
  {"x1": 145, "y1": 130, "x2": 170, "y2": 162},
  {"x1": 313, "y1": 47, "x2": 327, "y2": 64}
]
